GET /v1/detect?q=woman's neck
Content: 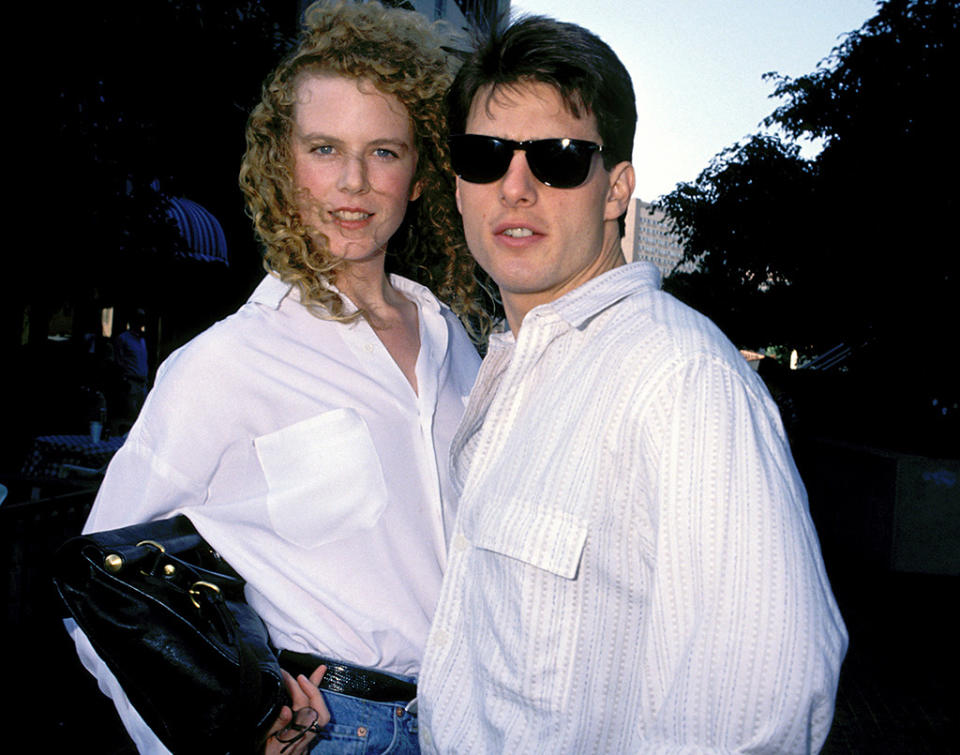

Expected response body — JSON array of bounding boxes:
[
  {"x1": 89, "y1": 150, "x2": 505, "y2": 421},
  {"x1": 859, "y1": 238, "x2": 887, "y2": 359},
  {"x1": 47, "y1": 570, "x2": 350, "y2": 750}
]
[
  {"x1": 334, "y1": 259, "x2": 405, "y2": 322},
  {"x1": 334, "y1": 259, "x2": 421, "y2": 394}
]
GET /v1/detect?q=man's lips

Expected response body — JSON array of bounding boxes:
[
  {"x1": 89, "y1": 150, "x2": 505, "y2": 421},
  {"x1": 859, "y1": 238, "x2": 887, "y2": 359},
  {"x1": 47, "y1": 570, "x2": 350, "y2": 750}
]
[{"x1": 493, "y1": 221, "x2": 543, "y2": 240}]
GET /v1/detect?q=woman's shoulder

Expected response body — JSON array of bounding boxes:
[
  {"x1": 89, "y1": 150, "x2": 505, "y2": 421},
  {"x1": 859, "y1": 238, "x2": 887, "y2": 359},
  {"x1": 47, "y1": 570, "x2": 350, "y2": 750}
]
[
  {"x1": 158, "y1": 276, "x2": 302, "y2": 375},
  {"x1": 157, "y1": 313, "x2": 253, "y2": 384}
]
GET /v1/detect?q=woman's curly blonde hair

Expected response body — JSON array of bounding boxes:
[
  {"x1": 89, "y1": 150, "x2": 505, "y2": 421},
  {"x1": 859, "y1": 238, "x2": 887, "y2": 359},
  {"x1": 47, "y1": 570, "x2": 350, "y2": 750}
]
[{"x1": 239, "y1": 0, "x2": 489, "y2": 335}]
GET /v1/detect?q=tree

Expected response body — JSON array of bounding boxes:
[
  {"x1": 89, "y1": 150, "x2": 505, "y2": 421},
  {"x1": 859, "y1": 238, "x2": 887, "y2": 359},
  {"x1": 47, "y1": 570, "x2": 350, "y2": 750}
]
[
  {"x1": 656, "y1": 0, "x2": 959, "y2": 453},
  {"x1": 763, "y1": 0, "x2": 959, "y2": 360},
  {"x1": 658, "y1": 0, "x2": 958, "y2": 358},
  {"x1": 657, "y1": 135, "x2": 818, "y2": 347}
]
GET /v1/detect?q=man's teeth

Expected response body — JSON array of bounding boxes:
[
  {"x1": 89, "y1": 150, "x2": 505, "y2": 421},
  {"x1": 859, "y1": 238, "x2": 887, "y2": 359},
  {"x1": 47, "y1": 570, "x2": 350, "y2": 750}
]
[
  {"x1": 502, "y1": 228, "x2": 533, "y2": 238},
  {"x1": 333, "y1": 210, "x2": 371, "y2": 221}
]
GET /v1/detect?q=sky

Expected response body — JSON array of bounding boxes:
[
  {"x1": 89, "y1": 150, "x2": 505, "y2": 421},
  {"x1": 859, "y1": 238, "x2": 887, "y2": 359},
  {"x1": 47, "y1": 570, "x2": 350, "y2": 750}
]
[{"x1": 509, "y1": 0, "x2": 880, "y2": 200}]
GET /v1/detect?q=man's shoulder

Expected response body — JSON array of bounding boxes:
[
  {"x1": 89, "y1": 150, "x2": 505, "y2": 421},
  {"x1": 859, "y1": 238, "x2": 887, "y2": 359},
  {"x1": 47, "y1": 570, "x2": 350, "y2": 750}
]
[
  {"x1": 603, "y1": 283, "x2": 729, "y2": 351},
  {"x1": 115, "y1": 330, "x2": 141, "y2": 347},
  {"x1": 590, "y1": 284, "x2": 750, "y2": 385}
]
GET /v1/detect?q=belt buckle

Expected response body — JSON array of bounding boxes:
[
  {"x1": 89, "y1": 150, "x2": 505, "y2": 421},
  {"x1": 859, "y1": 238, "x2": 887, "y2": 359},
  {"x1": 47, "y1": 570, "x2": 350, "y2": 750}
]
[{"x1": 404, "y1": 697, "x2": 418, "y2": 716}]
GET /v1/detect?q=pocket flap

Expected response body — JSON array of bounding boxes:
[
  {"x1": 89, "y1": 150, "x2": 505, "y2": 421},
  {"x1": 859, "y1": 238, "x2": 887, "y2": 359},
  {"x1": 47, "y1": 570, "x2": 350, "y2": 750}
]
[{"x1": 468, "y1": 500, "x2": 587, "y2": 579}]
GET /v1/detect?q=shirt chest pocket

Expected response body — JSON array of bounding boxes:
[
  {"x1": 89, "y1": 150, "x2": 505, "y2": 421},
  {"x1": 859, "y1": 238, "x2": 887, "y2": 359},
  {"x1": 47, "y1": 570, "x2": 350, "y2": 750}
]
[
  {"x1": 469, "y1": 500, "x2": 588, "y2": 579},
  {"x1": 255, "y1": 409, "x2": 388, "y2": 549},
  {"x1": 463, "y1": 500, "x2": 588, "y2": 713}
]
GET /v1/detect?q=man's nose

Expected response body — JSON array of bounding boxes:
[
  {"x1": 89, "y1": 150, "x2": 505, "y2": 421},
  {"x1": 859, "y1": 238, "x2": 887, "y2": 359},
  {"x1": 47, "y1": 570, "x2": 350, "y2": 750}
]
[{"x1": 499, "y1": 150, "x2": 538, "y2": 206}]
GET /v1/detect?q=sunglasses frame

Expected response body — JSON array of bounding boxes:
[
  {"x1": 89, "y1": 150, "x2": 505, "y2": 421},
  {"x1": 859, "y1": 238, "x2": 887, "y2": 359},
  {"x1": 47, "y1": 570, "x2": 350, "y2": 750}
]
[{"x1": 448, "y1": 134, "x2": 604, "y2": 189}]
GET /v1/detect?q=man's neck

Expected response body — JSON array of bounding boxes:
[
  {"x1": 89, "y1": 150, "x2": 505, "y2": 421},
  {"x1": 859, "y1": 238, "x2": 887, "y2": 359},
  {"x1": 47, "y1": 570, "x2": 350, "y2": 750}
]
[{"x1": 503, "y1": 234, "x2": 626, "y2": 335}]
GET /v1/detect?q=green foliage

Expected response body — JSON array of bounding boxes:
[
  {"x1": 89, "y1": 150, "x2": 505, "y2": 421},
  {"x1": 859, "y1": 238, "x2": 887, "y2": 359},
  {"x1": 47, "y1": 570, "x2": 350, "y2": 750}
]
[
  {"x1": 658, "y1": 135, "x2": 817, "y2": 345},
  {"x1": 658, "y1": 0, "x2": 959, "y2": 362}
]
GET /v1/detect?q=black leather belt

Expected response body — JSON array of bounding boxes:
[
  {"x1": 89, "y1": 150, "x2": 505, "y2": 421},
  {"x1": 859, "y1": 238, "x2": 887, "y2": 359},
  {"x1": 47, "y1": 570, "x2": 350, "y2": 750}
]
[{"x1": 277, "y1": 650, "x2": 417, "y2": 704}]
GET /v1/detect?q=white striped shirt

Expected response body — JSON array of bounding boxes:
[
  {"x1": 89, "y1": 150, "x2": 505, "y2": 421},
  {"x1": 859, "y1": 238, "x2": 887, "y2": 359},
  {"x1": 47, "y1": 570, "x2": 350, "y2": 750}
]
[{"x1": 420, "y1": 262, "x2": 847, "y2": 753}]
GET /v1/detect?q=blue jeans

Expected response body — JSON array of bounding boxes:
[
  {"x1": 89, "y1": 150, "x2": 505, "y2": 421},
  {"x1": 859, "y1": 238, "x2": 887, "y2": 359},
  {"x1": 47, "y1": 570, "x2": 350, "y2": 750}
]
[{"x1": 309, "y1": 685, "x2": 419, "y2": 754}]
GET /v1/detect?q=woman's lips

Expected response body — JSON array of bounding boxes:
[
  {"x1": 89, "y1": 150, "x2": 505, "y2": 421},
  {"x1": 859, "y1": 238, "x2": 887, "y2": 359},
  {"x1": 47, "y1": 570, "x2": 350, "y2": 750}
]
[{"x1": 329, "y1": 207, "x2": 374, "y2": 229}]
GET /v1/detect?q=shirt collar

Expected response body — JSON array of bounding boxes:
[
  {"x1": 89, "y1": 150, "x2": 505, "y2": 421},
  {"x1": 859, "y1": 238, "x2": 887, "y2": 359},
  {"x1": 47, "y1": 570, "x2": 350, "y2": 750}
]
[
  {"x1": 248, "y1": 272, "x2": 294, "y2": 309},
  {"x1": 487, "y1": 262, "x2": 660, "y2": 350},
  {"x1": 247, "y1": 271, "x2": 443, "y2": 316},
  {"x1": 388, "y1": 273, "x2": 443, "y2": 317},
  {"x1": 545, "y1": 262, "x2": 661, "y2": 327}
]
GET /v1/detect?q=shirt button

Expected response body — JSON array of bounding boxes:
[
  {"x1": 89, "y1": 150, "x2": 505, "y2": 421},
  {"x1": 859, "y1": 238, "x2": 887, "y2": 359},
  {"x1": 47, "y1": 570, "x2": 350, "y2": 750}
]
[
  {"x1": 363, "y1": 343, "x2": 375, "y2": 353},
  {"x1": 453, "y1": 533, "x2": 469, "y2": 552},
  {"x1": 433, "y1": 629, "x2": 450, "y2": 646}
]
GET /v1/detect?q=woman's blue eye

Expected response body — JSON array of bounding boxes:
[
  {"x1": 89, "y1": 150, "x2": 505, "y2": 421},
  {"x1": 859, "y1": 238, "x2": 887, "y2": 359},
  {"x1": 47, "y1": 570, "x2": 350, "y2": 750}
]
[{"x1": 375, "y1": 148, "x2": 399, "y2": 159}]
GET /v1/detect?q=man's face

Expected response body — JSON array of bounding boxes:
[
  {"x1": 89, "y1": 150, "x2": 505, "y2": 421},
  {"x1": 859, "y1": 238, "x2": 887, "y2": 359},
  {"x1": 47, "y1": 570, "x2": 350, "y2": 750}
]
[{"x1": 455, "y1": 81, "x2": 633, "y2": 327}]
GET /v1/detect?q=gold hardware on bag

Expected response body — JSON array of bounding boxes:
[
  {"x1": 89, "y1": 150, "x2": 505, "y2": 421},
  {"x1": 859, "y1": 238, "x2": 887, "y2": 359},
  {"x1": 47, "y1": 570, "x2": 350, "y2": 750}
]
[
  {"x1": 189, "y1": 580, "x2": 221, "y2": 609},
  {"x1": 104, "y1": 553, "x2": 124, "y2": 573},
  {"x1": 163, "y1": 564, "x2": 177, "y2": 577},
  {"x1": 136, "y1": 539, "x2": 168, "y2": 577}
]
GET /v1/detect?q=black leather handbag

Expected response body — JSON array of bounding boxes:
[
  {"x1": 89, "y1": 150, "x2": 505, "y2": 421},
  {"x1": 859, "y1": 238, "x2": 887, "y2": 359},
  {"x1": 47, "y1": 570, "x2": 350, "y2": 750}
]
[{"x1": 53, "y1": 515, "x2": 289, "y2": 754}]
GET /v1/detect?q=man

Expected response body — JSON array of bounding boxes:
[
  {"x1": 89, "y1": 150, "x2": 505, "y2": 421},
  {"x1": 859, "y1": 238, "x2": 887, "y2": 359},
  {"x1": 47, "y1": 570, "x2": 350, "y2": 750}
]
[
  {"x1": 419, "y1": 15, "x2": 847, "y2": 753},
  {"x1": 114, "y1": 308, "x2": 149, "y2": 427}
]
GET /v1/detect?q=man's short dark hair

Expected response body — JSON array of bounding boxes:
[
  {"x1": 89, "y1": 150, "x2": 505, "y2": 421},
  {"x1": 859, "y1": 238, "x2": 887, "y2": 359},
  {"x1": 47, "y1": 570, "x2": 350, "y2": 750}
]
[{"x1": 448, "y1": 14, "x2": 637, "y2": 171}]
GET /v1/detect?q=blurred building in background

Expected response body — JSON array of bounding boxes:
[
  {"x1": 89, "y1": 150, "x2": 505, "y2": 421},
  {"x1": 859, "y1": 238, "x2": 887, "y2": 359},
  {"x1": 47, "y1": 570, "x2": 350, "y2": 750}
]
[{"x1": 622, "y1": 198, "x2": 686, "y2": 279}]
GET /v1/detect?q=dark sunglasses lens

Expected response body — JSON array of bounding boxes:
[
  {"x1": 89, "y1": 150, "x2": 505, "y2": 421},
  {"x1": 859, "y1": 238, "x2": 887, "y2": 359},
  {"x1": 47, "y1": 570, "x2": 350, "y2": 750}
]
[
  {"x1": 527, "y1": 140, "x2": 596, "y2": 188},
  {"x1": 450, "y1": 136, "x2": 600, "y2": 188},
  {"x1": 450, "y1": 135, "x2": 511, "y2": 183}
]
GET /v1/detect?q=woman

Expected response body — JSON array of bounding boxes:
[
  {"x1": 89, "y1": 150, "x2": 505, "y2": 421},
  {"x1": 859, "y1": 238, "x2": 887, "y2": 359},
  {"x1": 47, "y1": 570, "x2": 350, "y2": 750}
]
[{"x1": 71, "y1": 2, "x2": 485, "y2": 752}]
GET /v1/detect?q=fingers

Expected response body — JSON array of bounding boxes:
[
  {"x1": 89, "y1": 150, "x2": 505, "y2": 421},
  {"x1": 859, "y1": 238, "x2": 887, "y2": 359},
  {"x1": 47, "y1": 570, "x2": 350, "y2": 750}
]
[
  {"x1": 308, "y1": 663, "x2": 327, "y2": 686},
  {"x1": 282, "y1": 668, "x2": 310, "y2": 709},
  {"x1": 264, "y1": 703, "x2": 318, "y2": 755},
  {"x1": 263, "y1": 664, "x2": 331, "y2": 753},
  {"x1": 297, "y1": 665, "x2": 330, "y2": 727},
  {"x1": 263, "y1": 704, "x2": 294, "y2": 752}
]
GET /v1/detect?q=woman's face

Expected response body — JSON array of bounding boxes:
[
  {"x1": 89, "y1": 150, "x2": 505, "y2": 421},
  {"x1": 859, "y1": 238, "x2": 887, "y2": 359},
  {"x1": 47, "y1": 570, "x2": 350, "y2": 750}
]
[{"x1": 290, "y1": 73, "x2": 421, "y2": 264}]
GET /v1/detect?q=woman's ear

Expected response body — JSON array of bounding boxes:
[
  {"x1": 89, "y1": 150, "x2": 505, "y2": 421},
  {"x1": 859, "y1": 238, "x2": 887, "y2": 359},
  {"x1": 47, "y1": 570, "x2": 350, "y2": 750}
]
[{"x1": 409, "y1": 179, "x2": 423, "y2": 202}]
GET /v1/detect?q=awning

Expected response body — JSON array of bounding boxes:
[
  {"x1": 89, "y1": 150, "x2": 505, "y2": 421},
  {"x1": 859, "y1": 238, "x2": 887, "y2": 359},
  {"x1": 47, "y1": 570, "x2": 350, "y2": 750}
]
[{"x1": 164, "y1": 196, "x2": 229, "y2": 266}]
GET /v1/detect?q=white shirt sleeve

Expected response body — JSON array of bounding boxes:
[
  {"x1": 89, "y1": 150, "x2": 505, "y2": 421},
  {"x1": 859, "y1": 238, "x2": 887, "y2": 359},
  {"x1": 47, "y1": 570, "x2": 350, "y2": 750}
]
[
  {"x1": 67, "y1": 400, "x2": 208, "y2": 752},
  {"x1": 637, "y1": 354, "x2": 846, "y2": 750},
  {"x1": 69, "y1": 622, "x2": 172, "y2": 754}
]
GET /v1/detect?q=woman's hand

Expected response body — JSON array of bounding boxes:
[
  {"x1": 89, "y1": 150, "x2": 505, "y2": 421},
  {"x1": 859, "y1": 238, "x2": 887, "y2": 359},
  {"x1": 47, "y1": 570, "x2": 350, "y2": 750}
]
[{"x1": 264, "y1": 665, "x2": 329, "y2": 754}]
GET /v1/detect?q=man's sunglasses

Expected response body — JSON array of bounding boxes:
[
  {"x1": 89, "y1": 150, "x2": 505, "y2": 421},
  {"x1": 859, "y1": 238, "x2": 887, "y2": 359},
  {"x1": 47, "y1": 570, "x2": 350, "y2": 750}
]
[{"x1": 448, "y1": 134, "x2": 604, "y2": 189}]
